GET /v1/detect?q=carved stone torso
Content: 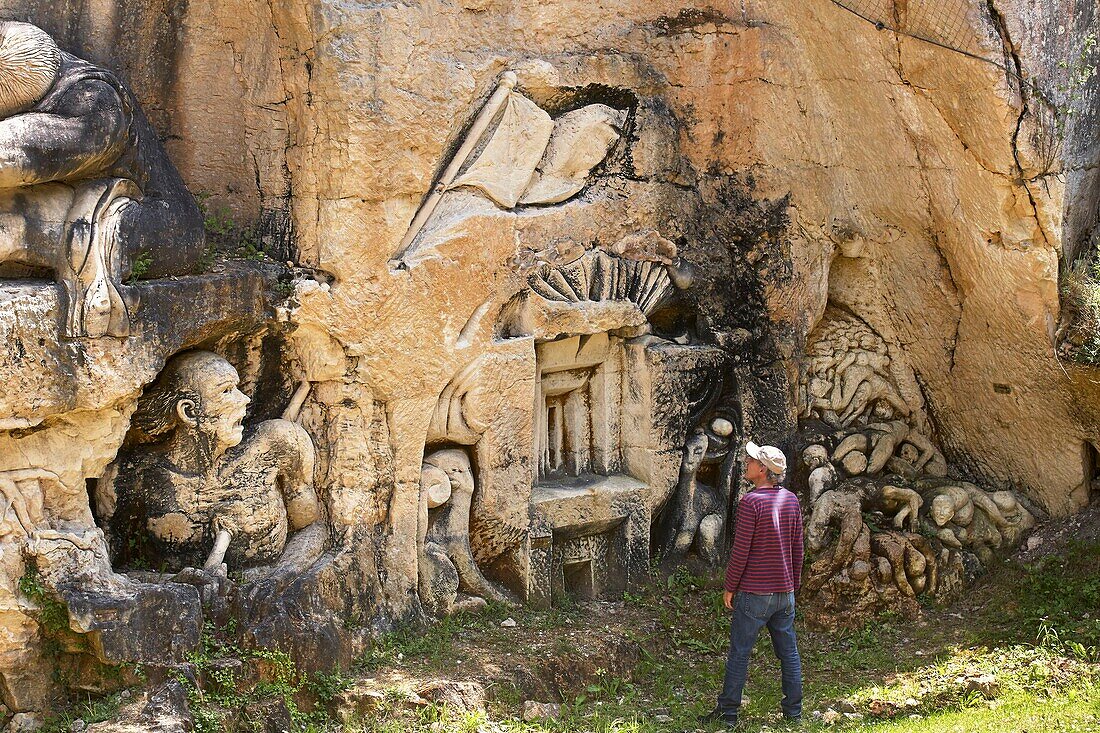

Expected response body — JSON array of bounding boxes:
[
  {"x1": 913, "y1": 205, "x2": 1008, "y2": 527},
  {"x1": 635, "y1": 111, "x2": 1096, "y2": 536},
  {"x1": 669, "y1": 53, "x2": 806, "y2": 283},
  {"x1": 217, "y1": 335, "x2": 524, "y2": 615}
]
[
  {"x1": 105, "y1": 451, "x2": 218, "y2": 570},
  {"x1": 102, "y1": 418, "x2": 313, "y2": 572}
]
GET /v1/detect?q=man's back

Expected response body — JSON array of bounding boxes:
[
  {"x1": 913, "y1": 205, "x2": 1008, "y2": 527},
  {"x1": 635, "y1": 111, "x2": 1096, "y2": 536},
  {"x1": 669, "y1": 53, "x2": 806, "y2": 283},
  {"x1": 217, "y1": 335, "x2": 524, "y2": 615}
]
[{"x1": 724, "y1": 487, "x2": 804, "y2": 595}]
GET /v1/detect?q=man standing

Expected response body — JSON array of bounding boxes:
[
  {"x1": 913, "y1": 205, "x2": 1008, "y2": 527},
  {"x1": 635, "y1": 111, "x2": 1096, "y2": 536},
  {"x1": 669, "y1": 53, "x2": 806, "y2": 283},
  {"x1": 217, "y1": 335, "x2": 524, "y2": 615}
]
[{"x1": 702, "y1": 441, "x2": 804, "y2": 726}]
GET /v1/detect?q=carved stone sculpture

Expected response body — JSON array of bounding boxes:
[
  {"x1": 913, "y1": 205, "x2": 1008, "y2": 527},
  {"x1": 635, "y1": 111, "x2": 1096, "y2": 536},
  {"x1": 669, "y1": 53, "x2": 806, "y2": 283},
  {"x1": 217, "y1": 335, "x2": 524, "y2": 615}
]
[
  {"x1": 870, "y1": 531, "x2": 937, "y2": 597},
  {"x1": 0, "y1": 21, "x2": 204, "y2": 337},
  {"x1": 98, "y1": 351, "x2": 325, "y2": 578},
  {"x1": 991, "y1": 490, "x2": 1037, "y2": 546},
  {"x1": 866, "y1": 484, "x2": 924, "y2": 532},
  {"x1": 819, "y1": 476, "x2": 923, "y2": 534},
  {"x1": 803, "y1": 444, "x2": 836, "y2": 503},
  {"x1": 804, "y1": 488, "x2": 871, "y2": 594},
  {"x1": 394, "y1": 70, "x2": 628, "y2": 265},
  {"x1": 418, "y1": 448, "x2": 512, "y2": 615},
  {"x1": 921, "y1": 482, "x2": 1030, "y2": 564},
  {"x1": 800, "y1": 316, "x2": 913, "y2": 429},
  {"x1": 663, "y1": 429, "x2": 726, "y2": 565},
  {"x1": 830, "y1": 407, "x2": 947, "y2": 479}
]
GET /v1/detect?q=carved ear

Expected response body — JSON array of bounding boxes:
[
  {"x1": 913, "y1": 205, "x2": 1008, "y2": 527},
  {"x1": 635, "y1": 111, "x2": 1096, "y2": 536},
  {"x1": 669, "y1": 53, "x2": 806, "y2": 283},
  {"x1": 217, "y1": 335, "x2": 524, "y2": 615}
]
[{"x1": 175, "y1": 398, "x2": 198, "y2": 427}]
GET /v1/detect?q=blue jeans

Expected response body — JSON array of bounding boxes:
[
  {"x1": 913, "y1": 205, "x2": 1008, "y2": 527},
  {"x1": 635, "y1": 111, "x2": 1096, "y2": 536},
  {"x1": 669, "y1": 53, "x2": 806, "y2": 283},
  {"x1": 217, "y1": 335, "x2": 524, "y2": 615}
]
[{"x1": 718, "y1": 591, "x2": 803, "y2": 720}]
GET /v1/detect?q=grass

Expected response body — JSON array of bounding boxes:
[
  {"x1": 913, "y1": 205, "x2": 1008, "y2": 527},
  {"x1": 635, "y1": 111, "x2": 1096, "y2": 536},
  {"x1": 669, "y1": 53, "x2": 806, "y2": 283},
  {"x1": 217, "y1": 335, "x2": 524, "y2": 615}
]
[
  {"x1": 1060, "y1": 250, "x2": 1100, "y2": 366},
  {"x1": 33, "y1": 543, "x2": 1100, "y2": 732},
  {"x1": 39, "y1": 692, "x2": 126, "y2": 733},
  {"x1": 343, "y1": 544, "x2": 1100, "y2": 732},
  {"x1": 195, "y1": 193, "x2": 269, "y2": 271}
]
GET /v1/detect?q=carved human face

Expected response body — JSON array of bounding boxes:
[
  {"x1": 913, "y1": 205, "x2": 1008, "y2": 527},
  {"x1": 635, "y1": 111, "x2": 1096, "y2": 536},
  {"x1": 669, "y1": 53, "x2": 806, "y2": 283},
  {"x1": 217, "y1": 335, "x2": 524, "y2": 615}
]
[
  {"x1": 683, "y1": 432, "x2": 708, "y2": 471},
  {"x1": 202, "y1": 360, "x2": 249, "y2": 448},
  {"x1": 425, "y1": 449, "x2": 474, "y2": 496},
  {"x1": 174, "y1": 355, "x2": 249, "y2": 451},
  {"x1": 930, "y1": 494, "x2": 955, "y2": 526}
]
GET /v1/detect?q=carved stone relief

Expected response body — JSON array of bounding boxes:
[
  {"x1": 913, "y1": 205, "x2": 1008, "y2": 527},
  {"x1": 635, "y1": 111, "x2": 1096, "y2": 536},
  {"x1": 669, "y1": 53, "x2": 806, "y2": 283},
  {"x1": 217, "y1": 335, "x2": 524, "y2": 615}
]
[
  {"x1": 796, "y1": 311, "x2": 1038, "y2": 628},
  {"x1": 98, "y1": 351, "x2": 327, "y2": 580},
  {"x1": 0, "y1": 22, "x2": 204, "y2": 338},
  {"x1": 799, "y1": 314, "x2": 916, "y2": 430},
  {"x1": 393, "y1": 71, "x2": 629, "y2": 266},
  {"x1": 661, "y1": 428, "x2": 726, "y2": 566},
  {"x1": 417, "y1": 447, "x2": 513, "y2": 616}
]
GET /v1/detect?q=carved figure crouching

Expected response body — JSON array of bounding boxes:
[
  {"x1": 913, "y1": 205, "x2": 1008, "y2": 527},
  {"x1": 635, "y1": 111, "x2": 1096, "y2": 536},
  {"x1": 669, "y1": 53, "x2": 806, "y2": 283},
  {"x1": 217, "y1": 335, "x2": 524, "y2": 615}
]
[
  {"x1": 0, "y1": 21, "x2": 205, "y2": 337},
  {"x1": 417, "y1": 447, "x2": 513, "y2": 615},
  {"x1": 921, "y1": 482, "x2": 1030, "y2": 564},
  {"x1": 99, "y1": 351, "x2": 326, "y2": 583},
  {"x1": 662, "y1": 429, "x2": 727, "y2": 565}
]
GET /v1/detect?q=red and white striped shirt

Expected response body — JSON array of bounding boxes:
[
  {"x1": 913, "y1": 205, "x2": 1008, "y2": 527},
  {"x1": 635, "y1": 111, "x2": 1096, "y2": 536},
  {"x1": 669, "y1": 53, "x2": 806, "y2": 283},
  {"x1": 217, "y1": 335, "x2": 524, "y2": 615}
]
[{"x1": 724, "y1": 486, "x2": 804, "y2": 594}]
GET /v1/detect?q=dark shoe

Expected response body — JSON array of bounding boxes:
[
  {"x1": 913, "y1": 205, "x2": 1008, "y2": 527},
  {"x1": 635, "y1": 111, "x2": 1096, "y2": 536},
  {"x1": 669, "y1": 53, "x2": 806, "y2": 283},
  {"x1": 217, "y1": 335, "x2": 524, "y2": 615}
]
[{"x1": 698, "y1": 707, "x2": 738, "y2": 726}]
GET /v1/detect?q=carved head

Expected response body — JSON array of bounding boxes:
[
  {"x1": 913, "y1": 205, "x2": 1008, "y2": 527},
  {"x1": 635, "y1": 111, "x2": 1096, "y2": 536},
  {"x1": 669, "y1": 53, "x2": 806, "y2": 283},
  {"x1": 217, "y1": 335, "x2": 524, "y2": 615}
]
[
  {"x1": 930, "y1": 494, "x2": 956, "y2": 526},
  {"x1": 802, "y1": 444, "x2": 829, "y2": 469},
  {"x1": 133, "y1": 351, "x2": 250, "y2": 455},
  {"x1": 682, "y1": 429, "x2": 708, "y2": 472},
  {"x1": 709, "y1": 417, "x2": 734, "y2": 438},
  {"x1": 840, "y1": 450, "x2": 867, "y2": 476},
  {"x1": 423, "y1": 448, "x2": 474, "y2": 496},
  {"x1": 0, "y1": 22, "x2": 61, "y2": 118}
]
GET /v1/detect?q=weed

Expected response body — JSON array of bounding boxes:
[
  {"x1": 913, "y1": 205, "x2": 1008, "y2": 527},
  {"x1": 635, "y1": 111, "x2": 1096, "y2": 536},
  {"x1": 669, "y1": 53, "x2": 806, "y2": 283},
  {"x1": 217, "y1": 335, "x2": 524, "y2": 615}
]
[
  {"x1": 177, "y1": 624, "x2": 354, "y2": 733},
  {"x1": 39, "y1": 692, "x2": 124, "y2": 733},
  {"x1": 126, "y1": 250, "x2": 153, "y2": 284},
  {"x1": 18, "y1": 566, "x2": 70, "y2": 637},
  {"x1": 195, "y1": 193, "x2": 268, "y2": 268},
  {"x1": 305, "y1": 670, "x2": 352, "y2": 703}
]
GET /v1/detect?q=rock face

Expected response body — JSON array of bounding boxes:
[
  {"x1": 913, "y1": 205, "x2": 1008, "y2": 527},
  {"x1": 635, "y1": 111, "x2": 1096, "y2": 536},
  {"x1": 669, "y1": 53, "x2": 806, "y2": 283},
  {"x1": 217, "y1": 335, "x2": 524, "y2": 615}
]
[{"x1": 0, "y1": 0, "x2": 1098, "y2": 721}]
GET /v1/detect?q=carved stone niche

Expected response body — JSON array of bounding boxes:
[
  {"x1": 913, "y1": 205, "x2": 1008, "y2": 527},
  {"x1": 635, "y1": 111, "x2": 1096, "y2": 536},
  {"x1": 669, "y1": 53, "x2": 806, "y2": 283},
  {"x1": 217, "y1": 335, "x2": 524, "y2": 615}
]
[
  {"x1": 527, "y1": 333, "x2": 650, "y2": 607},
  {"x1": 494, "y1": 239, "x2": 728, "y2": 607},
  {"x1": 98, "y1": 350, "x2": 324, "y2": 578}
]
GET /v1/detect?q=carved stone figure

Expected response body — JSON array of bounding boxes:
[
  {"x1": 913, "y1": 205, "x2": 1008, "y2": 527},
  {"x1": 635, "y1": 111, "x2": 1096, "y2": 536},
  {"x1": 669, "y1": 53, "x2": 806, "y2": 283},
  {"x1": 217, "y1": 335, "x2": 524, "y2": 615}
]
[
  {"x1": 991, "y1": 490, "x2": 1037, "y2": 546},
  {"x1": 803, "y1": 444, "x2": 836, "y2": 503},
  {"x1": 870, "y1": 531, "x2": 937, "y2": 597},
  {"x1": 867, "y1": 484, "x2": 923, "y2": 532},
  {"x1": 663, "y1": 429, "x2": 726, "y2": 565},
  {"x1": 830, "y1": 406, "x2": 946, "y2": 479},
  {"x1": 863, "y1": 414, "x2": 947, "y2": 477},
  {"x1": 418, "y1": 448, "x2": 512, "y2": 615},
  {"x1": 800, "y1": 316, "x2": 915, "y2": 430},
  {"x1": 922, "y1": 482, "x2": 1026, "y2": 563},
  {"x1": 804, "y1": 488, "x2": 871, "y2": 594},
  {"x1": 0, "y1": 21, "x2": 204, "y2": 337},
  {"x1": 98, "y1": 351, "x2": 325, "y2": 578}
]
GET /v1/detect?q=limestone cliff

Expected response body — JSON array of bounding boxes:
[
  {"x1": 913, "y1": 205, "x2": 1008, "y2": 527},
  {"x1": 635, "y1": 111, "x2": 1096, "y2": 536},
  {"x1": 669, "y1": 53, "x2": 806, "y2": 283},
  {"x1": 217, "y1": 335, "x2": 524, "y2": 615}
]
[{"x1": 0, "y1": 0, "x2": 1098, "y2": 719}]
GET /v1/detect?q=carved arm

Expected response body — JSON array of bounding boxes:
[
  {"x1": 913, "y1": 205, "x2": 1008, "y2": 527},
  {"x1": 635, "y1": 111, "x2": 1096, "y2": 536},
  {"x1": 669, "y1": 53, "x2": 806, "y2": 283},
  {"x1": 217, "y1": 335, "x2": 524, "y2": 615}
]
[{"x1": 0, "y1": 81, "x2": 129, "y2": 188}]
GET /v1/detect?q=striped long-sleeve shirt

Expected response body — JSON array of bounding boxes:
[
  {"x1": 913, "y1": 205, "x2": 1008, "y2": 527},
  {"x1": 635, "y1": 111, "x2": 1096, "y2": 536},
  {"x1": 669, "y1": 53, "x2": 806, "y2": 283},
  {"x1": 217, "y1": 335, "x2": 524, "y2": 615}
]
[{"x1": 724, "y1": 486, "x2": 804, "y2": 594}]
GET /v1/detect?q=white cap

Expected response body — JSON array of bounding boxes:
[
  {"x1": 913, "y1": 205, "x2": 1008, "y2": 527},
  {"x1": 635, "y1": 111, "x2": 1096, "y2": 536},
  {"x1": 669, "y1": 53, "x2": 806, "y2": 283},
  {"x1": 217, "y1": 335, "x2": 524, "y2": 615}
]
[{"x1": 746, "y1": 441, "x2": 787, "y2": 475}]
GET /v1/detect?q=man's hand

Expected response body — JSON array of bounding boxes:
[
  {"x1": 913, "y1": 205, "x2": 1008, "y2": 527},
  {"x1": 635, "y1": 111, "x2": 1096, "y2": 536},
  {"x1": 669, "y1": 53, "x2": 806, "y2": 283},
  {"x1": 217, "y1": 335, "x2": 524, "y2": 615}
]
[{"x1": 724, "y1": 591, "x2": 734, "y2": 609}]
